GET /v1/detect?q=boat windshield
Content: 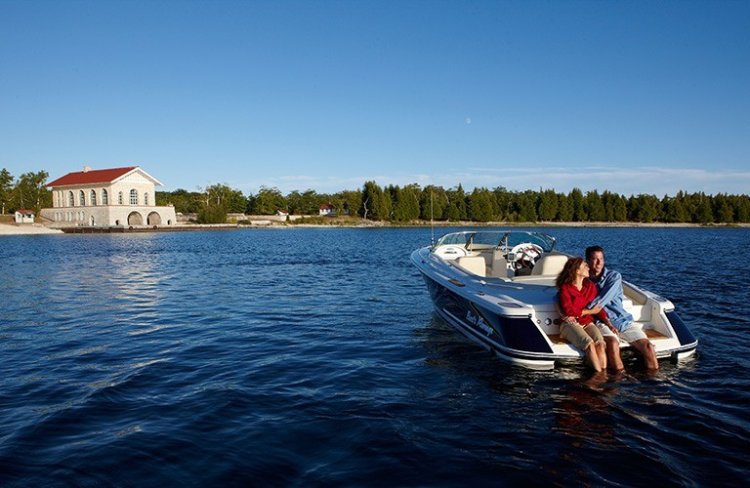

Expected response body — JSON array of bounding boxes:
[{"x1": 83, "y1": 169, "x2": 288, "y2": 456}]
[{"x1": 433, "y1": 231, "x2": 556, "y2": 253}]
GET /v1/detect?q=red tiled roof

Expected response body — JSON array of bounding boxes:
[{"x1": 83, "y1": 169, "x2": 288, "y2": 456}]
[
  {"x1": 47, "y1": 167, "x2": 137, "y2": 187},
  {"x1": 16, "y1": 209, "x2": 35, "y2": 214}
]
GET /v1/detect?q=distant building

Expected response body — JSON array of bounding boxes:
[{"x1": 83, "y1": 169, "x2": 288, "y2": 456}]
[
  {"x1": 14, "y1": 209, "x2": 35, "y2": 224},
  {"x1": 276, "y1": 209, "x2": 289, "y2": 217},
  {"x1": 41, "y1": 166, "x2": 176, "y2": 227},
  {"x1": 319, "y1": 204, "x2": 335, "y2": 216}
]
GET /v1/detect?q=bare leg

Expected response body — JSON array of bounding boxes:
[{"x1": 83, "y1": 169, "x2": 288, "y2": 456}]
[
  {"x1": 631, "y1": 339, "x2": 659, "y2": 370},
  {"x1": 604, "y1": 336, "x2": 624, "y2": 372},
  {"x1": 584, "y1": 344, "x2": 602, "y2": 372},
  {"x1": 596, "y1": 342, "x2": 607, "y2": 371}
]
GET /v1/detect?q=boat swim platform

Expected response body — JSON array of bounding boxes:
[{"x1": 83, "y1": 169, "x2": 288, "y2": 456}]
[{"x1": 548, "y1": 328, "x2": 666, "y2": 345}]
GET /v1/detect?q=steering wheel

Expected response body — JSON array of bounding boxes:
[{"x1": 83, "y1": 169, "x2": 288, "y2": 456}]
[{"x1": 510, "y1": 243, "x2": 544, "y2": 269}]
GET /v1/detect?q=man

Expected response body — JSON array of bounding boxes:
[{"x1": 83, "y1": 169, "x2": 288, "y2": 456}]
[{"x1": 586, "y1": 246, "x2": 659, "y2": 370}]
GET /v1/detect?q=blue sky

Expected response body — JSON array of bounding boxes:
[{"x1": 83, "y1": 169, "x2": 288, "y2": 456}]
[{"x1": 1, "y1": 0, "x2": 748, "y2": 196}]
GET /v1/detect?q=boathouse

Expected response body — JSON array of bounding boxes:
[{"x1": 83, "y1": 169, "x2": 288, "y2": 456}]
[{"x1": 41, "y1": 166, "x2": 176, "y2": 227}]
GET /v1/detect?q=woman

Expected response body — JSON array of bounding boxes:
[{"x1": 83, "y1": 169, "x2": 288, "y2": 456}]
[{"x1": 555, "y1": 257, "x2": 608, "y2": 372}]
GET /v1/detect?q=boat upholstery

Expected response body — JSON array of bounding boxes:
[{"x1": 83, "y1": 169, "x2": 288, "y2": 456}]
[
  {"x1": 489, "y1": 249, "x2": 511, "y2": 278},
  {"x1": 456, "y1": 255, "x2": 487, "y2": 277},
  {"x1": 531, "y1": 253, "x2": 569, "y2": 276}
]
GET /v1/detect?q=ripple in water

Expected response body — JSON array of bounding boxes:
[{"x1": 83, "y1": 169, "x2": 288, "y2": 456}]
[{"x1": 0, "y1": 227, "x2": 748, "y2": 486}]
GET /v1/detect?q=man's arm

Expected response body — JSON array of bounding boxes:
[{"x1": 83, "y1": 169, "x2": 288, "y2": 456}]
[{"x1": 589, "y1": 270, "x2": 624, "y2": 309}]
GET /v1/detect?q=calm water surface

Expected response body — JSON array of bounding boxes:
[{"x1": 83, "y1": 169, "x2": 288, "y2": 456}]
[{"x1": 1, "y1": 227, "x2": 748, "y2": 486}]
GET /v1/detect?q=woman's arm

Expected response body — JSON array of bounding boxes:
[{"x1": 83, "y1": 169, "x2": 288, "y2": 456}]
[{"x1": 558, "y1": 286, "x2": 580, "y2": 319}]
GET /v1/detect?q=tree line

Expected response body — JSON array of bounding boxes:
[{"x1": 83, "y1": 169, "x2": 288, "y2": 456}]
[
  {"x1": 0, "y1": 169, "x2": 52, "y2": 215},
  {"x1": 2, "y1": 167, "x2": 749, "y2": 225},
  {"x1": 156, "y1": 181, "x2": 750, "y2": 225}
]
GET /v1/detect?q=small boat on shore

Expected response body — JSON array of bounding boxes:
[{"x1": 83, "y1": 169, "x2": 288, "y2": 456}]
[{"x1": 411, "y1": 230, "x2": 698, "y2": 370}]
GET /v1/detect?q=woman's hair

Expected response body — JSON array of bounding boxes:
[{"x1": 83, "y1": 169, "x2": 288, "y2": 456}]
[{"x1": 556, "y1": 257, "x2": 585, "y2": 288}]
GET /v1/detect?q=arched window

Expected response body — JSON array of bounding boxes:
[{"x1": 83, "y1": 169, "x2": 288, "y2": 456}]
[
  {"x1": 102, "y1": 189, "x2": 108, "y2": 205},
  {"x1": 118, "y1": 191, "x2": 123, "y2": 205},
  {"x1": 68, "y1": 191, "x2": 75, "y2": 207},
  {"x1": 144, "y1": 192, "x2": 149, "y2": 205},
  {"x1": 79, "y1": 190, "x2": 86, "y2": 206},
  {"x1": 130, "y1": 189, "x2": 138, "y2": 205},
  {"x1": 91, "y1": 190, "x2": 97, "y2": 206}
]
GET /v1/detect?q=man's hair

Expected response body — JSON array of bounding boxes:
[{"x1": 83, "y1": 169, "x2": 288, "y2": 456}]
[{"x1": 585, "y1": 245, "x2": 605, "y2": 260}]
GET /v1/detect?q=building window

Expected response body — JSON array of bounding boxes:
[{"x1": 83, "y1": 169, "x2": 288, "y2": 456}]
[
  {"x1": 102, "y1": 189, "x2": 108, "y2": 205},
  {"x1": 79, "y1": 190, "x2": 86, "y2": 206},
  {"x1": 130, "y1": 189, "x2": 138, "y2": 205},
  {"x1": 91, "y1": 190, "x2": 97, "y2": 206},
  {"x1": 118, "y1": 191, "x2": 123, "y2": 205},
  {"x1": 69, "y1": 191, "x2": 74, "y2": 207},
  {"x1": 144, "y1": 192, "x2": 149, "y2": 205}
]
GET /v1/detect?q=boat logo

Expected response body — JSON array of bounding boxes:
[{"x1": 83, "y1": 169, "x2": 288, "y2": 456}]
[{"x1": 466, "y1": 310, "x2": 494, "y2": 336}]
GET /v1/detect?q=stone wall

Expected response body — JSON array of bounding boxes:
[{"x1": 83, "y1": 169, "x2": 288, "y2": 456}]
[{"x1": 41, "y1": 205, "x2": 177, "y2": 228}]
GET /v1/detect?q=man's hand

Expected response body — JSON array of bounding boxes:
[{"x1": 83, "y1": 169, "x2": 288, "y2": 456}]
[{"x1": 585, "y1": 305, "x2": 603, "y2": 315}]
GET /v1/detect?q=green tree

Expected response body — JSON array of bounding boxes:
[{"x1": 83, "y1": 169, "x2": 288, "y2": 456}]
[
  {"x1": 420, "y1": 185, "x2": 448, "y2": 221},
  {"x1": 612, "y1": 194, "x2": 628, "y2": 222},
  {"x1": 13, "y1": 170, "x2": 50, "y2": 213},
  {"x1": 302, "y1": 189, "x2": 323, "y2": 215},
  {"x1": 516, "y1": 191, "x2": 538, "y2": 222},
  {"x1": 287, "y1": 189, "x2": 323, "y2": 215},
  {"x1": 662, "y1": 193, "x2": 690, "y2": 223},
  {"x1": 630, "y1": 194, "x2": 661, "y2": 222},
  {"x1": 569, "y1": 188, "x2": 586, "y2": 221},
  {"x1": 361, "y1": 181, "x2": 391, "y2": 220},
  {"x1": 0, "y1": 168, "x2": 13, "y2": 214},
  {"x1": 392, "y1": 183, "x2": 421, "y2": 222},
  {"x1": 713, "y1": 194, "x2": 734, "y2": 223},
  {"x1": 336, "y1": 189, "x2": 362, "y2": 217},
  {"x1": 556, "y1": 193, "x2": 573, "y2": 221},
  {"x1": 693, "y1": 194, "x2": 714, "y2": 224},
  {"x1": 584, "y1": 190, "x2": 605, "y2": 221},
  {"x1": 286, "y1": 190, "x2": 303, "y2": 214},
  {"x1": 468, "y1": 187, "x2": 498, "y2": 222},
  {"x1": 197, "y1": 204, "x2": 227, "y2": 224},
  {"x1": 537, "y1": 189, "x2": 558, "y2": 221},
  {"x1": 734, "y1": 195, "x2": 750, "y2": 222},
  {"x1": 446, "y1": 184, "x2": 468, "y2": 221},
  {"x1": 493, "y1": 187, "x2": 512, "y2": 221},
  {"x1": 156, "y1": 189, "x2": 204, "y2": 214},
  {"x1": 249, "y1": 186, "x2": 287, "y2": 215},
  {"x1": 202, "y1": 184, "x2": 246, "y2": 213}
]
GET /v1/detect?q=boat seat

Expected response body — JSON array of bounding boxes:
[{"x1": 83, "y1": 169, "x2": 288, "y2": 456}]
[
  {"x1": 531, "y1": 253, "x2": 569, "y2": 276},
  {"x1": 456, "y1": 255, "x2": 487, "y2": 277},
  {"x1": 488, "y1": 249, "x2": 511, "y2": 278}
]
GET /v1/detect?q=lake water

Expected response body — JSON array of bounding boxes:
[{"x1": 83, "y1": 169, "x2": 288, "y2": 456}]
[{"x1": 1, "y1": 227, "x2": 748, "y2": 486}]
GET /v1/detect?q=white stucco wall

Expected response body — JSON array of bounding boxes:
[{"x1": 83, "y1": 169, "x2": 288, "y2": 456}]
[
  {"x1": 14, "y1": 211, "x2": 35, "y2": 223},
  {"x1": 41, "y1": 205, "x2": 177, "y2": 227}
]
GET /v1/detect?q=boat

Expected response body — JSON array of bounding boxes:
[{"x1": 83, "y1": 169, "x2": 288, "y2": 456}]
[{"x1": 411, "y1": 230, "x2": 698, "y2": 370}]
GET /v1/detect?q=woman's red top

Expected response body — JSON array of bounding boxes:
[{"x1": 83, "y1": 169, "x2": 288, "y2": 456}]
[{"x1": 558, "y1": 279, "x2": 609, "y2": 325}]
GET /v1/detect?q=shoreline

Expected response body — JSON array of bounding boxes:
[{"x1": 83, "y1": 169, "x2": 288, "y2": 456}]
[
  {"x1": 2, "y1": 220, "x2": 747, "y2": 236},
  {"x1": 0, "y1": 224, "x2": 64, "y2": 235}
]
